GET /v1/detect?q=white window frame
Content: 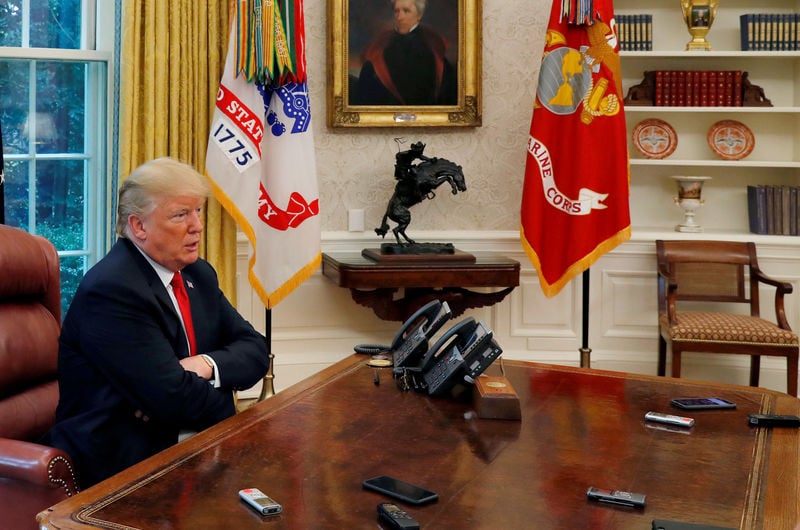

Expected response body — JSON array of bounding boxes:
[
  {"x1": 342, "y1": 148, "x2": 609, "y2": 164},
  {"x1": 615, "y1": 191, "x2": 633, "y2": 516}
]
[{"x1": 0, "y1": 0, "x2": 116, "y2": 280}]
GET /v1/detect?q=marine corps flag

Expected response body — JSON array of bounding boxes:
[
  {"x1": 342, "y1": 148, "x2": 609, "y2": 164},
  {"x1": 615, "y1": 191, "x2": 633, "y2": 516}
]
[
  {"x1": 520, "y1": 0, "x2": 630, "y2": 298},
  {"x1": 206, "y1": 0, "x2": 320, "y2": 308}
]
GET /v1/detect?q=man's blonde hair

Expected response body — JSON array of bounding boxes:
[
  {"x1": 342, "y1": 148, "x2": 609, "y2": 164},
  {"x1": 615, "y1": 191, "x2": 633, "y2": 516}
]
[{"x1": 115, "y1": 157, "x2": 210, "y2": 238}]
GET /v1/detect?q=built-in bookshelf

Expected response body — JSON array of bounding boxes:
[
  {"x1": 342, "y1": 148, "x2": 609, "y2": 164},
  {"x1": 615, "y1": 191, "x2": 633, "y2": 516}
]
[{"x1": 616, "y1": 0, "x2": 800, "y2": 241}]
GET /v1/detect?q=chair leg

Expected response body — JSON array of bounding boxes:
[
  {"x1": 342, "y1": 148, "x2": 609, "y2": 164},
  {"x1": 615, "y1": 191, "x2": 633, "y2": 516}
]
[
  {"x1": 749, "y1": 355, "x2": 761, "y2": 388},
  {"x1": 671, "y1": 350, "x2": 682, "y2": 379},
  {"x1": 657, "y1": 335, "x2": 667, "y2": 377},
  {"x1": 787, "y1": 352, "x2": 798, "y2": 397}
]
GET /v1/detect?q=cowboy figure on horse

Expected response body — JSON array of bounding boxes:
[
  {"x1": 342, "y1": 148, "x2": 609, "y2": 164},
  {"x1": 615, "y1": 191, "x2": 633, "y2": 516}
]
[
  {"x1": 376, "y1": 141, "x2": 467, "y2": 246},
  {"x1": 394, "y1": 141, "x2": 432, "y2": 180}
]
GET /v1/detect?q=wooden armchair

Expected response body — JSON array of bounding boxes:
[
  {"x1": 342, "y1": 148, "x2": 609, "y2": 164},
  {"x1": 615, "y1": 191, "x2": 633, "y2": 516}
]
[
  {"x1": 656, "y1": 239, "x2": 798, "y2": 396},
  {"x1": 0, "y1": 225, "x2": 79, "y2": 529}
]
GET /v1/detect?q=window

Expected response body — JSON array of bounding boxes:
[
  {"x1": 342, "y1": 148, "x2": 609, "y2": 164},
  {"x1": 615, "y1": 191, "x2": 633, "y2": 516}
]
[{"x1": 0, "y1": 1, "x2": 113, "y2": 315}]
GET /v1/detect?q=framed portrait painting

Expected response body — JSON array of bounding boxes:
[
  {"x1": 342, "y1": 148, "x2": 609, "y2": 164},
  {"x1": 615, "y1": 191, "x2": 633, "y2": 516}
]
[{"x1": 327, "y1": 0, "x2": 482, "y2": 128}]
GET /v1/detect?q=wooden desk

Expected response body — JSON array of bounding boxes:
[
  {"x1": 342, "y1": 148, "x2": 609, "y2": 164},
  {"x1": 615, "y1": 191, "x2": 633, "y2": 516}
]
[
  {"x1": 321, "y1": 251, "x2": 520, "y2": 320},
  {"x1": 39, "y1": 357, "x2": 800, "y2": 529}
]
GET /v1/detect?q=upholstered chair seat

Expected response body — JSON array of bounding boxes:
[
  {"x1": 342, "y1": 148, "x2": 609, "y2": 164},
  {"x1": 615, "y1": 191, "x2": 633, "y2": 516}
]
[{"x1": 660, "y1": 312, "x2": 799, "y2": 347}]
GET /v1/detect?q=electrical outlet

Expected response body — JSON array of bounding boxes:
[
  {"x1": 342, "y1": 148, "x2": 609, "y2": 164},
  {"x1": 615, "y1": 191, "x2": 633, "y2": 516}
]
[{"x1": 348, "y1": 209, "x2": 365, "y2": 232}]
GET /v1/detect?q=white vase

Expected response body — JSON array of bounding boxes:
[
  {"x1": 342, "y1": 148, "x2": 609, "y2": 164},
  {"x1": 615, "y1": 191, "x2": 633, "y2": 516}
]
[{"x1": 672, "y1": 176, "x2": 711, "y2": 232}]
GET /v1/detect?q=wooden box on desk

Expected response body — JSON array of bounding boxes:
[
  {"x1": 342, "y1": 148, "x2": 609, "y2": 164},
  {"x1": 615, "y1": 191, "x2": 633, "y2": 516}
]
[{"x1": 473, "y1": 375, "x2": 521, "y2": 420}]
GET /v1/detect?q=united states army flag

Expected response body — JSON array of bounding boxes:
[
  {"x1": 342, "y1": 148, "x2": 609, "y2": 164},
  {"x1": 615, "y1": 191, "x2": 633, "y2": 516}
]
[
  {"x1": 206, "y1": 1, "x2": 320, "y2": 308},
  {"x1": 520, "y1": 0, "x2": 630, "y2": 298}
]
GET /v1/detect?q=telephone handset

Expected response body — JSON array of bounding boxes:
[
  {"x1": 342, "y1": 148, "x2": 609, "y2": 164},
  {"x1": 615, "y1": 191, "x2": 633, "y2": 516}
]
[
  {"x1": 418, "y1": 317, "x2": 477, "y2": 372},
  {"x1": 420, "y1": 318, "x2": 503, "y2": 397},
  {"x1": 390, "y1": 300, "x2": 452, "y2": 369}
]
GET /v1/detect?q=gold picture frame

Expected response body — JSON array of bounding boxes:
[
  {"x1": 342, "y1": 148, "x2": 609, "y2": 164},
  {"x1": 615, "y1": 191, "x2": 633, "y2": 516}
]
[{"x1": 327, "y1": 0, "x2": 482, "y2": 128}]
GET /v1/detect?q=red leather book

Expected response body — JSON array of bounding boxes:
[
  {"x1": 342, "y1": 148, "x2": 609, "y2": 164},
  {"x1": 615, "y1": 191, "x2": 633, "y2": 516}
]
[
  {"x1": 719, "y1": 70, "x2": 729, "y2": 106},
  {"x1": 722, "y1": 71, "x2": 734, "y2": 106},
  {"x1": 676, "y1": 70, "x2": 687, "y2": 106},
  {"x1": 697, "y1": 71, "x2": 707, "y2": 107},
  {"x1": 706, "y1": 71, "x2": 716, "y2": 107}
]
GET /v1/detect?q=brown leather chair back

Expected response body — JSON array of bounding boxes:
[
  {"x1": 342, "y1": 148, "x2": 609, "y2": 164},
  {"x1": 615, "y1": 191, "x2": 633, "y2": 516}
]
[
  {"x1": 0, "y1": 224, "x2": 79, "y2": 530},
  {"x1": 0, "y1": 224, "x2": 61, "y2": 440}
]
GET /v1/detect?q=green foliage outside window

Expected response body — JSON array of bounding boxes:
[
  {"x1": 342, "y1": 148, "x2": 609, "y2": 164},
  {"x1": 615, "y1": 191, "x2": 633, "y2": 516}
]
[{"x1": 0, "y1": 1, "x2": 107, "y2": 317}]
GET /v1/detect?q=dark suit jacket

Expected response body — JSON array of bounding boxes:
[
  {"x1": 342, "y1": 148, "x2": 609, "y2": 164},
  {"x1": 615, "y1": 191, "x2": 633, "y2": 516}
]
[{"x1": 47, "y1": 238, "x2": 269, "y2": 488}]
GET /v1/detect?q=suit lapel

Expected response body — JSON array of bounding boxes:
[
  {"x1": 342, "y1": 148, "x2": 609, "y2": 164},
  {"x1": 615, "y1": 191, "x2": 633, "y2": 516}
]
[{"x1": 118, "y1": 239, "x2": 190, "y2": 358}]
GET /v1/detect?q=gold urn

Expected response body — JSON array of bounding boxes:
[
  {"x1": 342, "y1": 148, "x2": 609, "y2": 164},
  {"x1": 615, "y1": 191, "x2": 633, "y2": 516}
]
[{"x1": 680, "y1": 0, "x2": 718, "y2": 51}]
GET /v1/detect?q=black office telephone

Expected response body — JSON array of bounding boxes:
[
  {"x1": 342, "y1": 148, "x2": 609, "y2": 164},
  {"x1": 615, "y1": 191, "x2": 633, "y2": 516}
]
[
  {"x1": 417, "y1": 317, "x2": 503, "y2": 397},
  {"x1": 389, "y1": 300, "x2": 452, "y2": 369}
]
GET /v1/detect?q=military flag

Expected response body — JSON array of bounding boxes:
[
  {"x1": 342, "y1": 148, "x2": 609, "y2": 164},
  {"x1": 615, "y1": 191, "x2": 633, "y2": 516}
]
[
  {"x1": 206, "y1": 0, "x2": 320, "y2": 308},
  {"x1": 520, "y1": 0, "x2": 630, "y2": 298}
]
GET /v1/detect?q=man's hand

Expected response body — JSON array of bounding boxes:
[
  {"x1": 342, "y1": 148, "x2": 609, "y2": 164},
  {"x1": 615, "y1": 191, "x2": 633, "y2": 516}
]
[{"x1": 180, "y1": 355, "x2": 213, "y2": 380}]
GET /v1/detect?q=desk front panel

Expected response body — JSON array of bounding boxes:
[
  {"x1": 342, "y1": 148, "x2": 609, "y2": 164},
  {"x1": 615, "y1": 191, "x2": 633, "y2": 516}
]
[{"x1": 40, "y1": 358, "x2": 800, "y2": 529}]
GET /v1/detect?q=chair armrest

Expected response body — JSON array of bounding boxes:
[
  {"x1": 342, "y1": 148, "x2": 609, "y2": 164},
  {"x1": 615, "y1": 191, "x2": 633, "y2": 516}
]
[
  {"x1": 752, "y1": 268, "x2": 794, "y2": 331},
  {"x1": 752, "y1": 267, "x2": 794, "y2": 294},
  {"x1": 657, "y1": 264, "x2": 679, "y2": 323},
  {"x1": 656, "y1": 263, "x2": 672, "y2": 281},
  {"x1": 0, "y1": 438, "x2": 79, "y2": 496}
]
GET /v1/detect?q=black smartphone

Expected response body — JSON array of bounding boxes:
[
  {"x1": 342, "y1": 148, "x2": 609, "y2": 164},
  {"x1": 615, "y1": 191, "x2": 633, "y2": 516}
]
[
  {"x1": 652, "y1": 520, "x2": 735, "y2": 530},
  {"x1": 670, "y1": 397, "x2": 736, "y2": 410},
  {"x1": 748, "y1": 413, "x2": 800, "y2": 427},
  {"x1": 363, "y1": 475, "x2": 438, "y2": 505}
]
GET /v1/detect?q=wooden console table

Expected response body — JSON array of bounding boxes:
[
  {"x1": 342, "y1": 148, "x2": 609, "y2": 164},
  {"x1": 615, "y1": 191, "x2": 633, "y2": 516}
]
[{"x1": 321, "y1": 251, "x2": 520, "y2": 321}]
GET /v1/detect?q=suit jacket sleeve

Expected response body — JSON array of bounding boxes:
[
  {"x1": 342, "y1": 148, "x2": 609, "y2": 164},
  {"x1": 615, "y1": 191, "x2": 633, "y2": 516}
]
[{"x1": 184, "y1": 260, "x2": 270, "y2": 391}]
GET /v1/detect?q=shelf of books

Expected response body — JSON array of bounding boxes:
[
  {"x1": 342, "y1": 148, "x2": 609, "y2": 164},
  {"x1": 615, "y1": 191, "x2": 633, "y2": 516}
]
[{"x1": 615, "y1": 0, "x2": 800, "y2": 242}]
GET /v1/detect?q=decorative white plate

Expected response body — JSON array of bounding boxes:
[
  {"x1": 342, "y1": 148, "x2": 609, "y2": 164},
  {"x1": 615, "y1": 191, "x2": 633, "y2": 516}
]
[
  {"x1": 632, "y1": 118, "x2": 678, "y2": 159},
  {"x1": 707, "y1": 120, "x2": 755, "y2": 160}
]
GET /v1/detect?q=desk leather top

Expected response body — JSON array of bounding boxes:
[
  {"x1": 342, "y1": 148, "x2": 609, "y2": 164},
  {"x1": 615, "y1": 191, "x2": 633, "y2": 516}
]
[{"x1": 39, "y1": 356, "x2": 800, "y2": 529}]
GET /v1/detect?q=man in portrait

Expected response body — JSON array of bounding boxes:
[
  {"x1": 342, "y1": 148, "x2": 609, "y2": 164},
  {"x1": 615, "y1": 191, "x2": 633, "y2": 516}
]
[{"x1": 348, "y1": 0, "x2": 459, "y2": 106}]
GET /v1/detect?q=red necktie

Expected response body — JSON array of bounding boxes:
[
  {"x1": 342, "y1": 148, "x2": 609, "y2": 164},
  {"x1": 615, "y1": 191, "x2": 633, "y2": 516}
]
[{"x1": 171, "y1": 272, "x2": 197, "y2": 356}]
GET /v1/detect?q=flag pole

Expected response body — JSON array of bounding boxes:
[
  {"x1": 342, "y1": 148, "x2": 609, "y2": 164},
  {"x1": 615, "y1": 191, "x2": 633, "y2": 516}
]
[
  {"x1": 579, "y1": 269, "x2": 591, "y2": 368},
  {"x1": 259, "y1": 308, "x2": 276, "y2": 399}
]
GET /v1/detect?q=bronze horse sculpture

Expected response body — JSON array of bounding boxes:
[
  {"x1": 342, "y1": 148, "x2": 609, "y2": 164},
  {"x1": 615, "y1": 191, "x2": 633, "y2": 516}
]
[{"x1": 375, "y1": 153, "x2": 467, "y2": 245}]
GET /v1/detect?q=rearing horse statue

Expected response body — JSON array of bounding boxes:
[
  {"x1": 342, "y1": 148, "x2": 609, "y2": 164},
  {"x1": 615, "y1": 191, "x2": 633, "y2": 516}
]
[{"x1": 375, "y1": 145, "x2": 467, "y2": 245}]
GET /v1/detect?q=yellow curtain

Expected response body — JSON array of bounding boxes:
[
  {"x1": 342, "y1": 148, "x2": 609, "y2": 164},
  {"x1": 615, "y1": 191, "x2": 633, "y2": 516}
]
[{"x1": 118, "y1": 0, "x2": 238, "y2": 302}]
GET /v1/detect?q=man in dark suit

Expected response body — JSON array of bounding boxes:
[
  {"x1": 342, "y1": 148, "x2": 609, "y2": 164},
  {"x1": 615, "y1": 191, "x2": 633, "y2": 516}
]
[{"x1": 46, "y1": 157, "x2": 269, "y2": 488}]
